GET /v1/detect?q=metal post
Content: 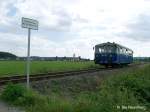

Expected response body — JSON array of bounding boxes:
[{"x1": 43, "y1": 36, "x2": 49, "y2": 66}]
[
  {"x1": 26, "y1": 28, "x2": 31, "y2": 89},
  {"x1": 22, "y1": 17, "x2": 38, "y2": 89}
]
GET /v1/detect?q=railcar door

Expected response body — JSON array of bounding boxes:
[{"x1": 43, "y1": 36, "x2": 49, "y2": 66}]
[{"x1": 104, "y1": 45, "x2": 114, "y2": 65}]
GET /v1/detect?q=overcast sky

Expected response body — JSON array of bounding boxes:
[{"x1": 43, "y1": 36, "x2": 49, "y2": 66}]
[{"x1": 0, "y1": 0, "x2": 150, "y2": 59}]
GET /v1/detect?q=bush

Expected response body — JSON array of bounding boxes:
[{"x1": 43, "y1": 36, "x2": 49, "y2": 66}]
[
  {"x1": 27, "y1": 96, "x2": 73, "y2": 112},
  {"x1": 16, "y1": 90, "x2": 38, "y2": 106},
  {"x1": 1, "y1": 83, "x2": 26, "y2": 103},
  {"x1": 1, "y1": 83, "x2": 40, "y2": 107}
]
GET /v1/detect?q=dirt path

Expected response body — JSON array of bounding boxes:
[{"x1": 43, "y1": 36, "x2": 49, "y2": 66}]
[{"x1": 0, "y1": 100, "x2": 24, "y2": 112}]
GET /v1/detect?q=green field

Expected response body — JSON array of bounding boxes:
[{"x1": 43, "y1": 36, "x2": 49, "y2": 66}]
[{"x1": 0, "y1": 61, "x2": 98, "y2": 77}]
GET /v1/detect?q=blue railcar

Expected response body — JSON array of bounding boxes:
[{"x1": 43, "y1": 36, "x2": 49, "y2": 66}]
[{"x1": 94, "y1": 42, "x2": 133, "y2": 66}]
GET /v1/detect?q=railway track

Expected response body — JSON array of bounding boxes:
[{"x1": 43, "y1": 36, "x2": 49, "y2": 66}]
[
  {"x1": 0, "y1": 62, "x2": 146, "y2": 86},
  {"x1": 0, "y1": 67, "x2": 112, "y2": 86}
]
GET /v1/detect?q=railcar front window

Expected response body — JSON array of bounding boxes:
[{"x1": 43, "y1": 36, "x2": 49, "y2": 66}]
[
  {"x1": 98, "y1": 47, "x2": 105, "y2": 53},
  {"x1": 104, "y1": 45, "x2": 115, "y2": 53},
  {"x1": 96, "y1": 46, "x2": 116, "y2": 53}
]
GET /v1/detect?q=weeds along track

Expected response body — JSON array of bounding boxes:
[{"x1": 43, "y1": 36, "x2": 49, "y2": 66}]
[{"x1": 0, "y1": 62, "x2": 145, "y2": 86}]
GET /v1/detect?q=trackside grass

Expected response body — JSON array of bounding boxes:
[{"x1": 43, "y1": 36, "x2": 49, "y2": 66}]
[
  {"x1": 0, "y1": 61, "x2": 98, "y2": 77},
  {"x1": 1, "y1": 64, "x2": 150, "y2": 112}
]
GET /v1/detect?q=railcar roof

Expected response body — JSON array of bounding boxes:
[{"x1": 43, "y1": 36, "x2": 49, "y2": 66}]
[{"x1": 95, "y1": 42, "x2": 133, "y2": 52}]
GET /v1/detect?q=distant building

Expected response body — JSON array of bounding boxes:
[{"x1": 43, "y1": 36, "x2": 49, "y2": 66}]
[
  {"x1": 0, "y1": 51, "x2": 91, "y2": 61},
  {"x1": 16, "y1": 56, "x2": 90, "y2": 61}
]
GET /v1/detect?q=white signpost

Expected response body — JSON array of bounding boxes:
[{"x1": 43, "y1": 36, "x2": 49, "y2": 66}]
[{"x1": 22, "y1": 17, "x2": 38, "y2": 88}]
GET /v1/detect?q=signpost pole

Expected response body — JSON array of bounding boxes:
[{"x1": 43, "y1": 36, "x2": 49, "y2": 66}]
[
  {"x1": 27, "y1": 28, "x2": 31, "y2": 89},
  {"x1": 21, "y1": 17, "x2": 38, "y2": 89}
]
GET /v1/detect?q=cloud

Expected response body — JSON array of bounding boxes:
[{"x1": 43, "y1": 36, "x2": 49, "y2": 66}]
[
  {"x1": 0, "y1": 31, "x2": 94, "y2": 58},
  {"x1": 117, "y1": 14, "x2": 150, "y2": 41},
  {"x1": 0, "y1": 0, "x2": 150, "y2": 59},
  {"x1": 0, "y1": 32, "x2": 26, "y2": 55}
]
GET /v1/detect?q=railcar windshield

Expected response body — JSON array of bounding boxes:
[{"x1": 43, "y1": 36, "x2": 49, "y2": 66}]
[{"x1": 96, "y1": 45, "x2": 116, "y2": 53}]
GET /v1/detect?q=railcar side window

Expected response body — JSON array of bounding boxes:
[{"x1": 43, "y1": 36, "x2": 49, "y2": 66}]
[
  {"x1": 128, "y1": 50, "x2": 132, "y2": 56},
  {"x1": 117, "y1": 47, "x2": 119, "y2": 54},
  {"x1": 117, "y1": 47, "x2": 120, "y2": 54},
  {"x1": 120, "y1": 48, "x2": 122, "y2": 54},
  {"x1": 124, "y1": 48, "x2": 126, "y2": 55},
  {"x1": 99, "y1": 48, "x2": 102, "y2": 53},
  {"x1": 119, "y1": 47, "x2": 129, "y2": 55},
  {"x1": 126, "y1": 49, "x2": 129, "y2": 55}
]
